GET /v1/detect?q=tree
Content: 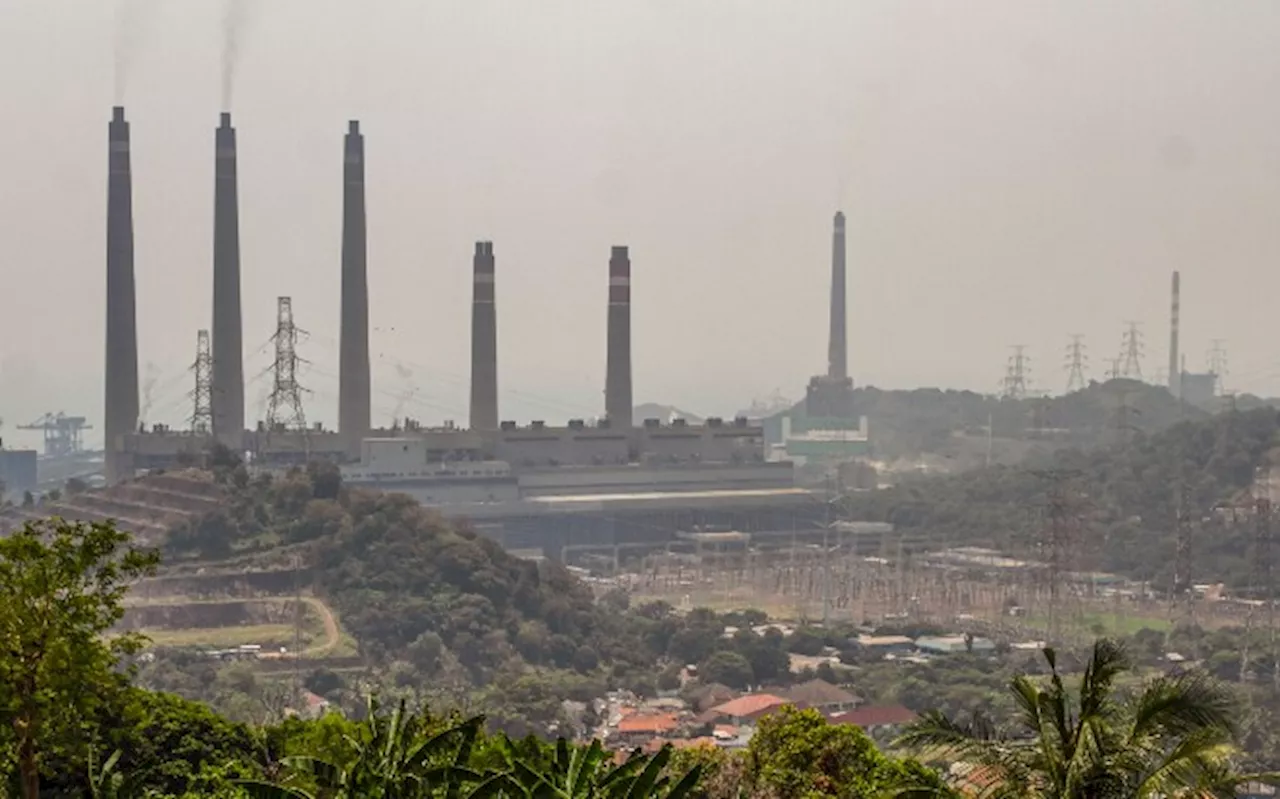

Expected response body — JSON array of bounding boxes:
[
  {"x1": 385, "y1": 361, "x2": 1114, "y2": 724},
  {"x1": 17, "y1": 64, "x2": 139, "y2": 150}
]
[
  {"x1": 697, "y1": 652, "x2": 754, "y2": 691},
  {"x1": 896, "y1": 638, "x2": 1268, "y2": 798},
  {"x1": 0, "y1": 518, "x2": 160, "y2": 798},
  {"x1": 745, "y1": 706, "x2": 949, "y2": 798}
]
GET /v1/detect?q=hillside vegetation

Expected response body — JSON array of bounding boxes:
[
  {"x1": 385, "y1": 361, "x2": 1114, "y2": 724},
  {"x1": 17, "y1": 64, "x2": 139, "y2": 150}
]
[
  {"x1": 770, "y1": 379, "x2": 1207, "y2": 467},
  {"x1": 842, "y1": 405, "x2": 1280, "y2": 588}
]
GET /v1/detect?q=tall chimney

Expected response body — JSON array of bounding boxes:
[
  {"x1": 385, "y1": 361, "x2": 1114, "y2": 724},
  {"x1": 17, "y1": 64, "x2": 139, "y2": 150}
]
[
  {"x1": 1168, "y1": 271, "x2": 1181, "y2": 398},
  {"x1": 211, "y1": 112, "x2": 244, "y2": 446},
  {"x1": 469, "y1": 241, "x2": 498, "y2": 431},
  {"x1": 605, "y1": 245, "x2": 633, "y2": 428},
  {"x1": 827, "y1": 211, "x2": 848, "y2": 380},
  {"x1": 339, "y1": 120, "x2": 370, "y2": 450},
  {"x1": 104, "y1": 106, "x2": 139, "y2": 483}
]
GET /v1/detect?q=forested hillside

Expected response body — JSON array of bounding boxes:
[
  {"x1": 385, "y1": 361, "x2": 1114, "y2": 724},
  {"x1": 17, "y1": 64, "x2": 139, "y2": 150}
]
[
  {"x1": 767, "y1": 379, "x2": 1206, "y2": 467},
  {"x1": 842, "y1": 406, "x2": 1280, "y2": 587}
]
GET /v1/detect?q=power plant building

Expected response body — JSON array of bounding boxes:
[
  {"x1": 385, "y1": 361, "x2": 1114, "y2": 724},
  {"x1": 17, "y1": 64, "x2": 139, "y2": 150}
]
[{"x1": 102, "y1": 111, "x2": 817, "y2": 559}]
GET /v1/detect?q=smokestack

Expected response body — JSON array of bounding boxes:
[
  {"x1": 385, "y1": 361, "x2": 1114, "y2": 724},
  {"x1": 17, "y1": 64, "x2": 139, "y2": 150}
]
[
  {"x1": 469, "y1": 241, "x2": 498, "y2": 431},
  {"x1": 211, "y1": 111, "x2": 244, "y2": 445},
  {"x1": 105, "y1": 106, "x2": 139, "y2": 483},
  {"x1": 827, "y1": 211, "x2": 848, "y2": 380},
  {"x1": 1168, "y1": 271, "x2": 1181, "y2": 398},
  {"x1": 339, "y1": 120, "x2": 370, "y2": 449},
  {"x1": 605, "y1": 245, "x2": 633, "y2": 428}
]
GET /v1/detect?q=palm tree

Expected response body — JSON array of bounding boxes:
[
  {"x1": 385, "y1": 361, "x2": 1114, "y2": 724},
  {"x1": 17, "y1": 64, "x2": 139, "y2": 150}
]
[{"x1": 895, "y1": 638, "x2": 1273, "y2": 799}]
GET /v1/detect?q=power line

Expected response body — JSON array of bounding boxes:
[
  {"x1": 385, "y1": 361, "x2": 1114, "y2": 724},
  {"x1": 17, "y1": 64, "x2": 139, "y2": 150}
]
[
  {"x1": 1064, "y1": 335, "x2": 1088, "y2": 393},
  {"x1": 265, "y1": 297, "x2": 310, "y2": 432}
]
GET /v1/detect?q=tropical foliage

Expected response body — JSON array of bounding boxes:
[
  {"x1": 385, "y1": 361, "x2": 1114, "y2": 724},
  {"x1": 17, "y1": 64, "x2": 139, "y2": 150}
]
[{"x1": 896, "y1": 639, "x2": 1271, "y2": 798}]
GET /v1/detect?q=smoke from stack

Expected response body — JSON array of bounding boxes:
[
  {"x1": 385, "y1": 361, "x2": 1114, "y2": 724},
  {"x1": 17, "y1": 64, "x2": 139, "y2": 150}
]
[
  {"x1": 105, "y1": 106, "x2": 139, "y2": 483},
  {"x1": 1168, "y1": 271, "x2": 1181, "y2": 398},
  {"x1": 211, "y1": 112, "x2": 244, "y2": 444},
  {"x1": 605, "y1": 245, "x2": 633, "y2": 428},
  {"x1": 828, "y1": 211, "x2": 848, "y2": 381},
  {"x1": 339, "y1": 120, "x2": 371, "y2": 449},
  {"x1": 469, "y1": 242, "x2": 499, "y2": 431},
  {"x1": 220, "y1": 0, "x2": 251, "y2": 108}
]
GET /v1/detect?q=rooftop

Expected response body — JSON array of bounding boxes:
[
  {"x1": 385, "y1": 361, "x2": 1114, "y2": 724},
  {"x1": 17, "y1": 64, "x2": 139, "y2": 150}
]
[
  {"x1": 617, "y1": 713, "x2": 680, "y2": 735},
  {"x1": 709, "y1": 693, "x2": 788, "y2": 718},
  {"x1": 831, "y1": 704, "x2": 917, "y2": 728},
  {"x1": 782, "y1": 679, "x2": 859, "y2": 708}
]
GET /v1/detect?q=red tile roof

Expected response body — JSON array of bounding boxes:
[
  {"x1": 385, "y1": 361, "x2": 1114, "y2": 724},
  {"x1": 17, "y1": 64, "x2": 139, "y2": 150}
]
[
  {"x1": 709, "y1": 693, "x2": 788, "y2": 719},
  {"x1": 830, "y1": 705, "x2": 917, "y2": 728},
  {"x1": 617, "y1": 713, "x2": 679, "y2": 734}
]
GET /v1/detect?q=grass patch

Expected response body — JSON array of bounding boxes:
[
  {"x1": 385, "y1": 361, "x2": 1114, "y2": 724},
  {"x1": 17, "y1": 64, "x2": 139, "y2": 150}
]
[{"x1": 142, "y1": 623, "x2": 310, "y2": 650}]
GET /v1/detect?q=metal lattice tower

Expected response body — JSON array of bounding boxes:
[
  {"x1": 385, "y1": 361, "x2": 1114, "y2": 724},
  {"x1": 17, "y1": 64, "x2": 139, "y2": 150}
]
[
  {"x1": 1207, "y1": 340, "x2": 1228, "y2": 395},
  {"x1": 1168, "y1": 475, "x2": 1196, "y2": 639},
  {"x1": 1120, "y1": 321, "x2": 1144, "y2": 380},
  {"x1": 265, "y1": 297, "x2": 309, "y2": 432},
  {"x1": 190, "y1": 329, "x2": 213, "y2": 435},
  {"x1": 1240, "y1": 493, "x2": 1274, "y2": 683},
  {"x1": 1033, "y1": 470, "x2": 1084, "y2": 644},
  {"x1": 1065, "y1": 335, "x2": 1088, "y2": 393},
  {"x1": 1001, "y1": 345, "x2": 1031, "y2": 400}
]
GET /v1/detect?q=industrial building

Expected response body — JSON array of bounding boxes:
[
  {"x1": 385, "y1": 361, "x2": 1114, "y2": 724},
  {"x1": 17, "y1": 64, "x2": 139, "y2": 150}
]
[{"x1": 98, "y1": 107, "x2": 855, "y2": 557}]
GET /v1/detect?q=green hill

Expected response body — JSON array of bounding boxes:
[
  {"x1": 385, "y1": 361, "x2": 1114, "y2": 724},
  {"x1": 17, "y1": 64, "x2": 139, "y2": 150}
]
[{"x1": 841, "y1": 405, "x2": 1280, "y2": 588}]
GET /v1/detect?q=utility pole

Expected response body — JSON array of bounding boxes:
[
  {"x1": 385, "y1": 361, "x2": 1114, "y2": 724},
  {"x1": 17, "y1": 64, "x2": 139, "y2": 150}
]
[
  {"x1": 1001, "y1": 346, "x2": 1031, "y2": 400},
  {"x1": 1065, "y1": 335, "x2": 1088, "y2": 393},
  {"x1": 1120, "y1": 322, "x2": 1144, "y2": 380},
  {"x1": 266, "y1": 297, "x2": 310, "y2": 433},
  {"x1": 190, "y1": 330, "x2": 213, "y2": 435},
  {"x1": 1106, "y1": 357, "x2": 1122, "y2": 381}
]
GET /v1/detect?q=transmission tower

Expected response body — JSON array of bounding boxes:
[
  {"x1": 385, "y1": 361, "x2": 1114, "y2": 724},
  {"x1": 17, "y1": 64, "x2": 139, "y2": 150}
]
[
  {"x1": 1119, "y1": 322, "x2": 1144, "y2": 380},
  {"x1": 1207, "y1": 340, "x2": 1228, "y2": 395},
  {"x1": 1035, "y1": 470, "x2": 1083, "y2": 644},
  {"x1": 1167, "y1": 472, "x2": 1196, "y2": 641},
  {"x1": 1064, "y1": 335, "x2": 1088, "y2": 393},
  {"x1": 1001, "y1": 346, "x2": 1031, "y2": 400},
  {"x1": 265, "y1": 297, "x2": 309, "y2": 432},
  {"x1": 190, "y1": 330, "x2": 213, "y2": 435},
  {"x1": 1240, "y1": 493, "x2": 1275, "y2": 683}
]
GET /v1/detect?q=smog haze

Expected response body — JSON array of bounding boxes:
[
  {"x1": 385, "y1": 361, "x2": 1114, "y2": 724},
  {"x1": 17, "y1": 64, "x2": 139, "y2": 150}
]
[{"x1": 3, "y1": 0, "x2": 1280, "y2": 446}]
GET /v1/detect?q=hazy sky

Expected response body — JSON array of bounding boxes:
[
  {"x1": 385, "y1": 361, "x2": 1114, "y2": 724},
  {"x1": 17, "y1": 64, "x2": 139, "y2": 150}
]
[{"x1": 3, "y1": 0, "x2": 1280, "y2": 447}]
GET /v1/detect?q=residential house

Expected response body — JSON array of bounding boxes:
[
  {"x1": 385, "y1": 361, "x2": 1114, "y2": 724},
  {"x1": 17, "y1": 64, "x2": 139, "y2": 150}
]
[
  {"x1": 684, "y1": 682, "x2": 739, "y2": 713},
  {"x1": 830, "y1": 704, "x2": 917, "y2": 741},
  {"x1": 781, "y1": 679, "x2": 860, "y2": 716},
  {"x1": 612, "y1": 713, "x2": 680, "y2": 747},
  {"x1": 704, "y1": 693, "x2": 788, "y2": 725}
]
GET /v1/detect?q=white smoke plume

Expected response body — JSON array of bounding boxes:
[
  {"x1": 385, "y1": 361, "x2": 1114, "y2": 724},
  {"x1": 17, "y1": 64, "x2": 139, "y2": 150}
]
[
  {"x1": 220, "y1": 0, "x2": 252, "y2": 110},
  {"x1": 113, "y1": 0, "x2": 162, "y2": 103}
]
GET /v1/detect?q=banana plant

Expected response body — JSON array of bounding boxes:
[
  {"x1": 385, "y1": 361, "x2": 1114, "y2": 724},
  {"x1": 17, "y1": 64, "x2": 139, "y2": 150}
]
[
  {"x1": 241, "y1": 697, "x2": 488, "y2": 799},
  {"x1": 487, "y1": 737, "x2": 703, "y2": 799}
]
